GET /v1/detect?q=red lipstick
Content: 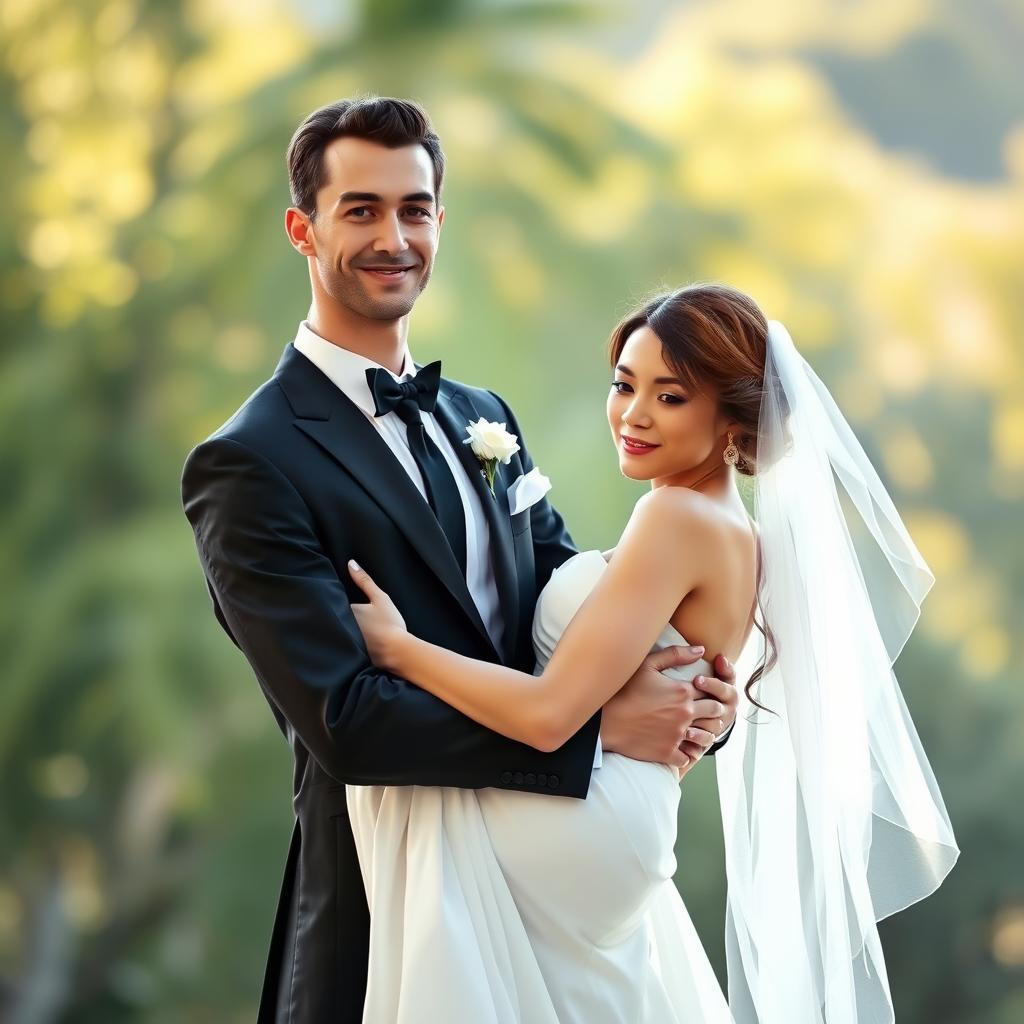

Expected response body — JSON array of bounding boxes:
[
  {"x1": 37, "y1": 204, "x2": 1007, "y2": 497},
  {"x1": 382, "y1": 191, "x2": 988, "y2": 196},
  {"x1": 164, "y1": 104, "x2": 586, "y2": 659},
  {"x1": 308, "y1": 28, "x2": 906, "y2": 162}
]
[{"x1": 621, "y1": 435, "x2": 660, "y2": 455}]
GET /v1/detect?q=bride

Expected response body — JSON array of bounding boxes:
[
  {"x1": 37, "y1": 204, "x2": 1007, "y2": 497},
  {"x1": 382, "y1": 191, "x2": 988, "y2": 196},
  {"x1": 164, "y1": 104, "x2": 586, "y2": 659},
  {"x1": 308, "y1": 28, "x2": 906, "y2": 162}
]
[{"x1": 345, "y1": 283, "x2": 959, "y2": 1023}]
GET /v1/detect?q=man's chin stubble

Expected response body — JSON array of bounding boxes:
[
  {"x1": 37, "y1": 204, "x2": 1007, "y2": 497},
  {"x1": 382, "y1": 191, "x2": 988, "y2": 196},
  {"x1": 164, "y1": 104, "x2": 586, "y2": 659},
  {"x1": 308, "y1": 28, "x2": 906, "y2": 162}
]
[
  {"x1": 325, "y1": 282, "x2": 410, "y2": 321},
  {"x1": 331, "y1": 269, "x2": 428, "y2": 321},
  {"x1": 363, "y1": 300, "x2": 417, "y2": 321}
]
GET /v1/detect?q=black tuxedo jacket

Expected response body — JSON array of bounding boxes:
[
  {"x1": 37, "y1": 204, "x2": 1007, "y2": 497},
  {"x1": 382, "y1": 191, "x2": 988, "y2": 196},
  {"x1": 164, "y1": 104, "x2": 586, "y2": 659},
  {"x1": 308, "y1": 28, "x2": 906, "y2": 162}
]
[{"x1": 181, "y1": 342, "x2": 604, "y2": 1023}]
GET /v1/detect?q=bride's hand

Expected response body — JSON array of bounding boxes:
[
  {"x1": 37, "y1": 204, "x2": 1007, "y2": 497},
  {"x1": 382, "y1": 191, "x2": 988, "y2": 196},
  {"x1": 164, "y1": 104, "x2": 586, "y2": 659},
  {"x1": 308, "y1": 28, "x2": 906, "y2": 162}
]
[{"x1": 347, "y1": 561, "x2": 408, "y2": 671}]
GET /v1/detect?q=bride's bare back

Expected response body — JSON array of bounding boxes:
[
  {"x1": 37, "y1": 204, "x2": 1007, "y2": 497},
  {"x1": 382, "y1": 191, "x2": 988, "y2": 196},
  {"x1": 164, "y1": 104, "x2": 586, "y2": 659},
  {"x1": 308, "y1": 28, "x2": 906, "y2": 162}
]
[{"x1": 670, "y1": 508, "x2": 758, "y2": 663}]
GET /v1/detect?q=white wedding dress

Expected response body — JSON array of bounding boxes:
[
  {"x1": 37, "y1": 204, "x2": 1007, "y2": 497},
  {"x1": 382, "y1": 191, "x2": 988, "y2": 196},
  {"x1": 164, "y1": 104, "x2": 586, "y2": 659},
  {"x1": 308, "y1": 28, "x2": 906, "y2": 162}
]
[{"x1": 347, "y1": 549, "x2": 734, "y2": 1023}]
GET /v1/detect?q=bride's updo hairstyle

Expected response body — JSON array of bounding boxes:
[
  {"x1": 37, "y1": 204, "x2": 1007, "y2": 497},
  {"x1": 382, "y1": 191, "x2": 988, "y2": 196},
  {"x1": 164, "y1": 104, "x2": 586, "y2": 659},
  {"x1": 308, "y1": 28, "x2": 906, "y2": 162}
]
[
  {"x1": 607, "y1": 281, "x2": 779, "y2": 714},
  {"x1": 607, "y1": 282, "x2": 769, "y2": 475}
]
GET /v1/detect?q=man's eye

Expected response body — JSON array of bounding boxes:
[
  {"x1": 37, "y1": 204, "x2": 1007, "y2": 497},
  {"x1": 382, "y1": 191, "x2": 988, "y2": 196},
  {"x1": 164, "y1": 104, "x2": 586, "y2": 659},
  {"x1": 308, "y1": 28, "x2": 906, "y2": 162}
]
[
  {"x1": 348, "y1": 207, "x2": 371, "y2": 218},
  {"x1": 405, "y1": 207, "x2": 430, "y2": 218}
]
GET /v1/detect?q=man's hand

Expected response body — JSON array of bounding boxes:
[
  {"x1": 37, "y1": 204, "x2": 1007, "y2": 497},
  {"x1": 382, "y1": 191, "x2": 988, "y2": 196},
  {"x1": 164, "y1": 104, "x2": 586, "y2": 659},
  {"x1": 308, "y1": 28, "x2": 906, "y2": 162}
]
[
  {"x1": 687, "y1": 652, "x2": 738, "y2": 751},
  {"x1": 600, "y1": 646, "x2": 737, "y2": 771}
]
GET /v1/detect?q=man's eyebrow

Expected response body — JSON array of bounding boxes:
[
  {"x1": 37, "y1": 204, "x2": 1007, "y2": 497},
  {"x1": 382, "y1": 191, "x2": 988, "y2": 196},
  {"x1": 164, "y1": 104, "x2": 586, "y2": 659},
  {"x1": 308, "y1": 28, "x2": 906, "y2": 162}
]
[
  {"x1": 615, "y1": 363, "x2": 686, "y2": 386},
  {"x1": 336, "y1": 191, "x2": 435, "y2": 206}
]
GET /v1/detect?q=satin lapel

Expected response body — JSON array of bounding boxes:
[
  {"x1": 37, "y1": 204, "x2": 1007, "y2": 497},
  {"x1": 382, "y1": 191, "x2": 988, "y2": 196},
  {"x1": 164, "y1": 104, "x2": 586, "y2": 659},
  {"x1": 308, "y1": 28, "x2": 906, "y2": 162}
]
[
  {"x1": 433, "y1": 384, "x2": 520, "y2": 664},
  {"x1": 275, "y1": 344, "x2": 495, "y2": 651}
]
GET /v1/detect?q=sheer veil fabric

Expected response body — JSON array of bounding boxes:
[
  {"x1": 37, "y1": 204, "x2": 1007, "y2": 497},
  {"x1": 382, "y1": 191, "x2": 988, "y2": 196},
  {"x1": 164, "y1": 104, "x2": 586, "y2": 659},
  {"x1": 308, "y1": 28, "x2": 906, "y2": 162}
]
[{"x1": 714, "y1": 321, "x2": 959, "y2": 1023}]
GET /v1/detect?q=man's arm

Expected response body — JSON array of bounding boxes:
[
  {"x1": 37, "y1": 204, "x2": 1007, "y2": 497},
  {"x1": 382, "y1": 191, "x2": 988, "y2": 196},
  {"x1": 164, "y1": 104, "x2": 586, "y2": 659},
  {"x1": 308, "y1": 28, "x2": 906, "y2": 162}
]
[{"x1": 181, "y1": 434, "x2": 600, "y2": 796}]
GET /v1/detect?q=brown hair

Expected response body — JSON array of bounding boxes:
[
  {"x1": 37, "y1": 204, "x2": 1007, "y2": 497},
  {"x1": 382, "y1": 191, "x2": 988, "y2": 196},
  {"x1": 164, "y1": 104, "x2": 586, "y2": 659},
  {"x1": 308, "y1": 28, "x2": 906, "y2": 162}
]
[
  {"x1": 286, "y1": 96, "x2": 445, "y2": 221},
  {"x1": 607, "y1": 282, "x2": 780, "y2": 715}
]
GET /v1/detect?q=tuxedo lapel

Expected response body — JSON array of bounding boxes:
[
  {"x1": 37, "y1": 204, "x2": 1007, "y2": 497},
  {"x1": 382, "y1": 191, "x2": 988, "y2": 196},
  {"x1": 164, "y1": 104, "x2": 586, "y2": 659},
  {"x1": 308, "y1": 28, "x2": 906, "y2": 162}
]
[
  {"x1": 273, "y1": 343, "x2": 497, "y2": 655},
  {"x1": 433, "y1": 384, "x2": 520, "y2": 665}
]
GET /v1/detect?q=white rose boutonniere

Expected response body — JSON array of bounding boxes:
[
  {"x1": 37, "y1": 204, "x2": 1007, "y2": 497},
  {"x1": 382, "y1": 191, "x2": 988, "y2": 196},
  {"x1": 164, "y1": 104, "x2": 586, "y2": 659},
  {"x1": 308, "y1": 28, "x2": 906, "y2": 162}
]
[{"x1": 463, "y1": 417, "x2": 520, "y2": 495}]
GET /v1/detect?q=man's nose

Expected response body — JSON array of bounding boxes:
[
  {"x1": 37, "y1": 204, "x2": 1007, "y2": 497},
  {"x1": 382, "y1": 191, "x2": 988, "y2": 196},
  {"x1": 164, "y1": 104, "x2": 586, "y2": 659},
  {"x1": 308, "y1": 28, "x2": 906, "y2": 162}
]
[{"x1": 373, "y1": 212, "x2": 410, "y2": 256}]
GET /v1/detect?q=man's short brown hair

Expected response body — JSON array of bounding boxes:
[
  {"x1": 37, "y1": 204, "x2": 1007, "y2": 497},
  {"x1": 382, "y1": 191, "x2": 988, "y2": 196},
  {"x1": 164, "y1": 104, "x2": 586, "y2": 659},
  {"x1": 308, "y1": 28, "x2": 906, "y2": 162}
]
[{"x1": 286, "y1": 96, "x2": 445, "y2": 220}]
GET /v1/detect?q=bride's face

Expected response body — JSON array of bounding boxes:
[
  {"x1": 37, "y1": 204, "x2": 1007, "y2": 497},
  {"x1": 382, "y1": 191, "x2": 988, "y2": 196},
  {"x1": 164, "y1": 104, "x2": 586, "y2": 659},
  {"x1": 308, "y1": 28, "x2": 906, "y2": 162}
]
[{"x1": 607, "y1": 325, "x2": 731, "y2": 486}]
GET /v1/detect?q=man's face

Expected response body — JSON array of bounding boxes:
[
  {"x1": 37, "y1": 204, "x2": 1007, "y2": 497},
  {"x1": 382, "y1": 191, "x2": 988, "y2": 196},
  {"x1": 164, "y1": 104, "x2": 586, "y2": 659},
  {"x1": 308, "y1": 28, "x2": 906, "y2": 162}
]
[{"x1": 306, "y1": 137, "x2": 444, "y2": 321}]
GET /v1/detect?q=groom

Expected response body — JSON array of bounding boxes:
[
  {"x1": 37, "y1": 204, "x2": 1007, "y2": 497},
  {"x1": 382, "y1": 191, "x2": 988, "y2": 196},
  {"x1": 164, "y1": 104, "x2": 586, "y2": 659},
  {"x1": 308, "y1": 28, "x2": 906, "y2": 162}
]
[{"x1": 181, "y1": 96, "x2": 738, "y2": 1024}]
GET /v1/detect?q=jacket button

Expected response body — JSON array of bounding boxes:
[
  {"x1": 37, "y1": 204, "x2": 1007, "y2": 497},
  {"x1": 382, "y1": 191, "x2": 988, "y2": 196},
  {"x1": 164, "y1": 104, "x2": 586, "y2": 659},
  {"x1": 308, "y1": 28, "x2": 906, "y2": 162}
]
[
  {"x1": 513, "y1": 771, "x2": 525, "y2": 785},
  {"x1": 525, "y1": 773, "x2": 537, "y2": 785},
  {"x1": 537, "y1": 773, "x2": 547, "y2": 786},
  {"x1": 500, "y1": 771, "x2": 513, "y2": 784},
  {"x1": 548, "y1": 775, "x2": 560, "y2": 789}
]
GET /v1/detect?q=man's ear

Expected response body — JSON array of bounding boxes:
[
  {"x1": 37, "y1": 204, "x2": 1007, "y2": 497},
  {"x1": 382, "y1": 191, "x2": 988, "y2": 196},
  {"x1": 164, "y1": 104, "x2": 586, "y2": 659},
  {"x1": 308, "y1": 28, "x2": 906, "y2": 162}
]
[{"x1": 285, "y1": 207, "x2": 317, "y2": 257}]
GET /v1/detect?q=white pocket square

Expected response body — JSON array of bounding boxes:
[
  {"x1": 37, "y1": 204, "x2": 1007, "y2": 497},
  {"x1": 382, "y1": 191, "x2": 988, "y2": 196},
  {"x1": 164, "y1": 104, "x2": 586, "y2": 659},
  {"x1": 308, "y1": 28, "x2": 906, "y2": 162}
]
[{"x1": 507, "y1": 467, "x2": 551, "y2": 516}]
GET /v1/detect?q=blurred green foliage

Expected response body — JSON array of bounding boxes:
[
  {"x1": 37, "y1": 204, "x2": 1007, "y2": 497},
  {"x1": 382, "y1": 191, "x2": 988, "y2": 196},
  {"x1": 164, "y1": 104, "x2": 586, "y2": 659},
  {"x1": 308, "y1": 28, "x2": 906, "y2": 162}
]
[{"x1": 1, "y1": 0, "x2": 1022, "y2": 1020}]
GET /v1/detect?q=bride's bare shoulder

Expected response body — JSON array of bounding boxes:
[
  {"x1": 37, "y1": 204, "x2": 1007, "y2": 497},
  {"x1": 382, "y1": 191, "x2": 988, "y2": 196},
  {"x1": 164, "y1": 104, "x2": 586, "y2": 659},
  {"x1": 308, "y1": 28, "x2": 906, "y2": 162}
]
[
  {"x1": 632, "y1": 485, "x2": 724, "y2": 529},
  {"x1": 628, "y1": 487, "x2": 746, "y2": 562}
]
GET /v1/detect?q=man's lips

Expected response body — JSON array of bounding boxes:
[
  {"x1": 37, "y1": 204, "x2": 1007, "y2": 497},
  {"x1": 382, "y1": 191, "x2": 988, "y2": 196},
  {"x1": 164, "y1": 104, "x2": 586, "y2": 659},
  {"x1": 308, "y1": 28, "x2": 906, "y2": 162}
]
[
  {"x1": 621, "y1": 434, "x2": 660, "y2": 455},
  {"x1": 356, "y1": 265, "x2": 418, "y2": 282}
]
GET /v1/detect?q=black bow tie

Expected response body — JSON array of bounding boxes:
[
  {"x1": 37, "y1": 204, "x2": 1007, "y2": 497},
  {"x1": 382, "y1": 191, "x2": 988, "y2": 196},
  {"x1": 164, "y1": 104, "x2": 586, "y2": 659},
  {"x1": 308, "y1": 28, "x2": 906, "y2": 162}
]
[
  {"x1": 366, "y1": 361, "x2": 443, "y2": 418},
  {"x1": 363, "y1": 358, "x2": 467, "y2": 575}
]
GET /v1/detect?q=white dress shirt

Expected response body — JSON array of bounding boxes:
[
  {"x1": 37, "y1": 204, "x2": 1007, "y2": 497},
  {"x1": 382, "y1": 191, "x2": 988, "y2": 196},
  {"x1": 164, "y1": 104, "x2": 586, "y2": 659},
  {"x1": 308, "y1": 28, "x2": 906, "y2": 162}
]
[
  {"x1": 293, "y1": 320, "x2": 505, "y2": 654},
  {"x1": 293, "y1": 321, "x2": 610, "y2": 770}
]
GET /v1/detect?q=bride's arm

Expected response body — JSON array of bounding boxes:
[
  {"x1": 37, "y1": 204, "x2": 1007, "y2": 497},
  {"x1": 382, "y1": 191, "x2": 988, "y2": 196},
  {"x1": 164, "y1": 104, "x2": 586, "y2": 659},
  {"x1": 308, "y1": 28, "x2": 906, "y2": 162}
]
[{"x1": 348, "y1": 488, "x2": 718, "y2": 752}]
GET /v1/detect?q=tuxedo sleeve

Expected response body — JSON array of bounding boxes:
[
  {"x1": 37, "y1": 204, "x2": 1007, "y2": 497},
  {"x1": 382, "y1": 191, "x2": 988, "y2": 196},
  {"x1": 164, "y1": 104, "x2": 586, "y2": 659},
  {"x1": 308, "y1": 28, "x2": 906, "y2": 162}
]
[{"x1": 181, "y1": 435, "x2": 600, "y2": 798}]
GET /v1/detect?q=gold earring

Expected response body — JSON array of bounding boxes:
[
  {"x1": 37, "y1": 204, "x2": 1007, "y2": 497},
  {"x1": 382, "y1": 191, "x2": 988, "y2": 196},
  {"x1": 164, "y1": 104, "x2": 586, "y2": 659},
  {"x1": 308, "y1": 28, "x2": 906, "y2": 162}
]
[{"x1": 723, "y1": 432, "x2": 740, "y2": 466}]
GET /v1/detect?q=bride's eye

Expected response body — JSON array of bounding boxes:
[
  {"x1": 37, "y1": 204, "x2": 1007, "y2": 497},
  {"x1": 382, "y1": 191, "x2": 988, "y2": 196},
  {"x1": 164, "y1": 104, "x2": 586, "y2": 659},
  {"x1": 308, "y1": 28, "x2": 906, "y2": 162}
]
[
  {"x1": 659, "y1": 393, "x2": 687, "y2": 405},
  {"x1": 611, "y1": 381, "x2": 632, "y2": 394}
]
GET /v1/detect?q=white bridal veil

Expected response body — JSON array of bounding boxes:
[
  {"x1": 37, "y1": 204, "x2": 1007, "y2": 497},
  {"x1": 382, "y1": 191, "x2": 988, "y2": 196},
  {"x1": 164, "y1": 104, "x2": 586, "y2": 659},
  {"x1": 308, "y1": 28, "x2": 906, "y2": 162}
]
[{"x1": 714, "y1": 321, "x2": 960, "y2": 1023}]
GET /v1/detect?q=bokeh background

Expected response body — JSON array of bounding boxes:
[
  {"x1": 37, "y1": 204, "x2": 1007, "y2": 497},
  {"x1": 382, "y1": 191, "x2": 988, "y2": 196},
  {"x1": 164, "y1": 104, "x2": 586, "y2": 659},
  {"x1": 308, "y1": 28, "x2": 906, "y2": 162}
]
[{"x1": 2, "y1": 0, "x2": 1022, "y2": 1020}]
